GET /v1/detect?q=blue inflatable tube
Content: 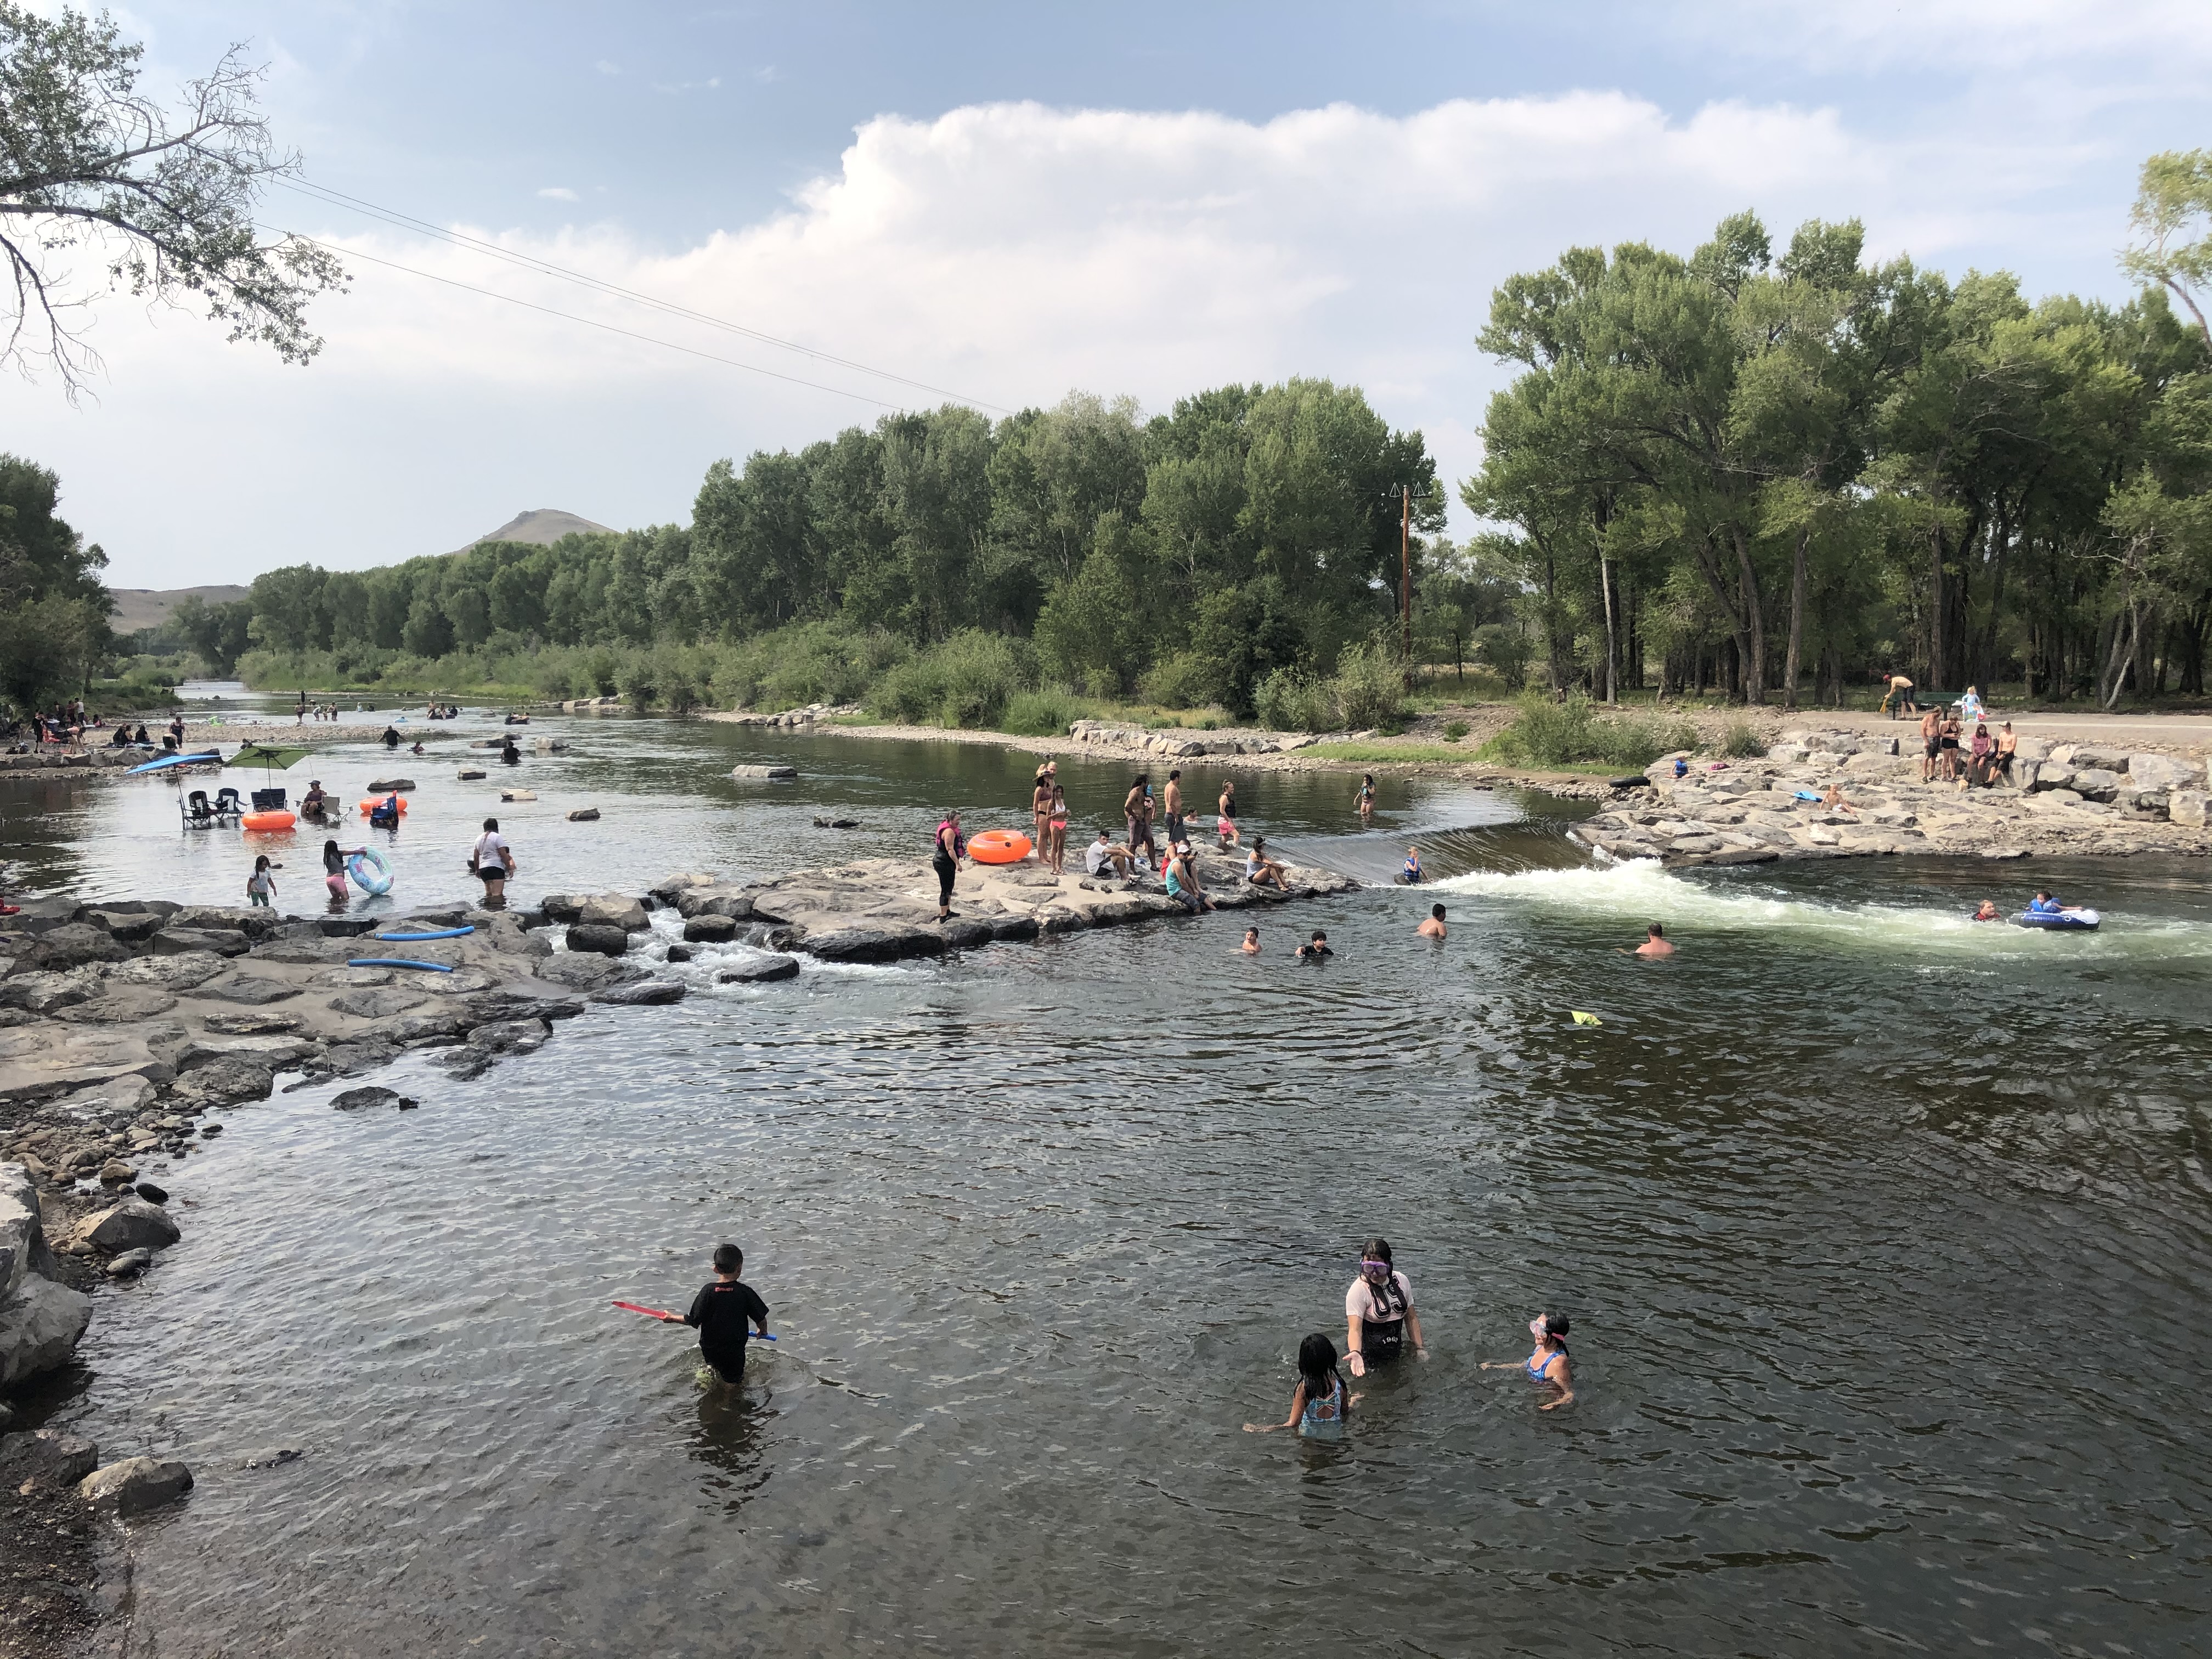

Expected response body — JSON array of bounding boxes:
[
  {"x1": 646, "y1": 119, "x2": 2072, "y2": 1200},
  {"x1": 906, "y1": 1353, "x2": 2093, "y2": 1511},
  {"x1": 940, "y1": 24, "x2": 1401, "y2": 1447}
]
[
  {"x1": 347, "y1": 958, "x2": 456, "y2": 972},
  {"x1": 376, "y1": 926, "x2": 475, "y2": 941},
  {"x1": 2016, "y1": 909, "x2": 2100, "y2": 930}
]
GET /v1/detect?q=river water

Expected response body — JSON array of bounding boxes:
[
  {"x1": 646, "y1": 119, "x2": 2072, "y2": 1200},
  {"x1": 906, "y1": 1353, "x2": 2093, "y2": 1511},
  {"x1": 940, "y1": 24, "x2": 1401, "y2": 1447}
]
[{"x1": 8, "y1": 691, "x2": 2210, "y2": 1656}]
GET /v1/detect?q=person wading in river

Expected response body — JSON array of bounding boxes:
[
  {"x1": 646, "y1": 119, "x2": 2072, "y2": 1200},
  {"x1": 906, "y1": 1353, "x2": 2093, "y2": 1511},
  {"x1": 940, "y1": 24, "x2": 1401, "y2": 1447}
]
[
  {"x1": 933, "y1": 810, "x2": 967, "y2": 921},
  {"x1": 1481, "y1": 1312, "x2": 1575, "y2": 1410},
  {"x1": 656, "y1": 1243, "x2": 771, "y2": 1387},
  {"x1": 471, "y1": 817, "x2": 516, "y2": 906},
  {"x1": 1344, "y1": 1238, "x2": 1426, "y2": 1378},
  {"x1": 1164, "y1": 770, "x2": 1186, "y2": 848}
]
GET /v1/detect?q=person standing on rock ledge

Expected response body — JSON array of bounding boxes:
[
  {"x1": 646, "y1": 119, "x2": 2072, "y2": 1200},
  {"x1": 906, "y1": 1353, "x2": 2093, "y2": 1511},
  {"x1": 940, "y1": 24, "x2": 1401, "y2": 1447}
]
[
  {"x1": 471, "y1": 817, "x2": 516, "y2": 907},
  {"x1": 933, "y1": 810, "x2": 967, "y2": 921}
]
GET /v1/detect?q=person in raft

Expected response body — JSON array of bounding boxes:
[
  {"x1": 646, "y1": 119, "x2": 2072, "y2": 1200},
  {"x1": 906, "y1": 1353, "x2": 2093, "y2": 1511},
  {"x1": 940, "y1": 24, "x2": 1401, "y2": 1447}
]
[
  {"x1": 2028, "y1": 889, "x2": 2069, "y2": 916},
  {"x1": 1344, "y1": 1238, "x2": 1426, "y2": 1376},
  {"x1": 246, "y1": 854, "x2": 276, "y2": 909},
  {"x1": 1399, "y1": 847, "x2": 1424, "y2": 884},
  {"x1": 1244, "y1": 1333, "x2": 1362, "y2": 1438},
  {"x1": 654, "y1": 1243, "x2": 771, "y2": 1386},
  {"x1": 471, "y1": 817, "x2": 516, "y2": 905},
  {"x1": 1295, "y1": 929, "x2": 1333, "y2": 960},
  {"x1": 933, "y1": 810, "x2": 967, "y2": 921},
  {"x1": 1418, "y1": 903, "x2": 1447, "y2": 940},
  {"x1": 1482, "y1": 1311, "x2": 1575, "y2": 1409}
]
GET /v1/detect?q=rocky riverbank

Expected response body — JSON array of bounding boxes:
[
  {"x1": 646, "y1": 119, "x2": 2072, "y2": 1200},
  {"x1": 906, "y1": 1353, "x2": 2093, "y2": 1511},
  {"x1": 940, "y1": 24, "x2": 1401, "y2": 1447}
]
[{"x1": 1570, "y1": 730, "x2": 2212, "y2": 866}]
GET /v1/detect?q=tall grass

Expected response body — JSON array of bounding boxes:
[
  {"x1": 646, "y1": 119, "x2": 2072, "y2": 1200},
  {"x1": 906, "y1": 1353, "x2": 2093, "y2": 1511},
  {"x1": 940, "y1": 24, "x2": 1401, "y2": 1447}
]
[{"x1": 1484, "y1": 691, "x2": 1698, "y2": 769}]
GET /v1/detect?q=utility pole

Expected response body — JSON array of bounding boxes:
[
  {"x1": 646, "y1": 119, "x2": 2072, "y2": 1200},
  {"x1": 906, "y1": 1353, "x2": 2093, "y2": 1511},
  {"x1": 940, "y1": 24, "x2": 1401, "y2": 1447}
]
[{"x1": 1400, "y1": 485, "x2": 1412, "y2": 664}]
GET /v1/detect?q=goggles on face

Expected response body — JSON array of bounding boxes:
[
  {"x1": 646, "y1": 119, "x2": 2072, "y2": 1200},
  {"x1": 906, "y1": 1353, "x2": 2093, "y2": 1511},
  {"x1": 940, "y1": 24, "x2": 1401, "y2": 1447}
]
[{"x1": 1361, "y1": 1260, "x2": 1391, "y2": 1278}]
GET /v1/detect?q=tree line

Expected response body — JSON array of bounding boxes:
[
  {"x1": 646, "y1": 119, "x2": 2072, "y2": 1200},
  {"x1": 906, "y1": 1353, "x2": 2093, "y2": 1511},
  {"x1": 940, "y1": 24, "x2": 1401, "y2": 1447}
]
[
  {"x1": 196, "y1": 380, "x2": 1488, "y2": 719},
  {"x1": 1466, "y1": 158, "x2": 2212, "y2": 709}
]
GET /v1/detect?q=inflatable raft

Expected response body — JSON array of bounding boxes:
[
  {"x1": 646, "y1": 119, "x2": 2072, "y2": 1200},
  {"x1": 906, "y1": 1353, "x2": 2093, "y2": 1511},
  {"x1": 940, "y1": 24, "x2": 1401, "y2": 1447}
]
[
  {"x1": 240, "y1": 810, "x2": 296, "y2": 832},
  {"x1": 2017, "y1": 908, "x2": 2100, "y2": 930},
  {"x1": 968, "y1": 829, "x2": 1032, "y2": 865},
  {"x1": 348, "y1": 847, "x2": 394, "y2": 895}
]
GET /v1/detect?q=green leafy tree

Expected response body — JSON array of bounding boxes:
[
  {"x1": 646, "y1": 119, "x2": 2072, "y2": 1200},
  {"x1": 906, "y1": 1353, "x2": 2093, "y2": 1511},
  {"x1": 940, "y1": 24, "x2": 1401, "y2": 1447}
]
[
  {"x1": 2124, "y1": 149, "x2": 2212, "y2": 352},
  {"x1": 0, "y1": 3, "x2": 343, "y2": 392}
]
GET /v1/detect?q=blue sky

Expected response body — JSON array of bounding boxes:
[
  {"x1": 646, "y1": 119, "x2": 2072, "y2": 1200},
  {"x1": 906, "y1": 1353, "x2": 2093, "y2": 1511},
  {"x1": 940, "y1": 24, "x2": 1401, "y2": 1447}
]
[{"x1": 12, "y1": 2, "x2": 2211, "y2": 585}]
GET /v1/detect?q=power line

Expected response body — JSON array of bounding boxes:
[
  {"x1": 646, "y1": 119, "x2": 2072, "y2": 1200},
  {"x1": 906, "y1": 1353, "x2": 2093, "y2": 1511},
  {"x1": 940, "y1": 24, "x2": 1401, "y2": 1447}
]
[
  {"x1": 270, "y1": 177, "x2": 1013, "y2": 415},
  {"x1": 274, "y1": 231, "x2": 910, "y2": 409}
]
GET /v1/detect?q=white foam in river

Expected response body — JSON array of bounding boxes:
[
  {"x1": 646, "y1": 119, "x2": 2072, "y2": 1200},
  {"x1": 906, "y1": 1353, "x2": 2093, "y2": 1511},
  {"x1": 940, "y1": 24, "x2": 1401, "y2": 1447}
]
[{"x1": 1429, "y1": 857, "x2": 2212, "y2": 960}]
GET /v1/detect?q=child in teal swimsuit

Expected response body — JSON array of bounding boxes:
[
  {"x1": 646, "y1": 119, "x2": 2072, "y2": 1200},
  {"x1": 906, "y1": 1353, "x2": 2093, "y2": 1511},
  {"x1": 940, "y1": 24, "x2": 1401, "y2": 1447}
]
[{"x1": 1244, "y1": 1333, "x2": 1362, "y2": 1440}]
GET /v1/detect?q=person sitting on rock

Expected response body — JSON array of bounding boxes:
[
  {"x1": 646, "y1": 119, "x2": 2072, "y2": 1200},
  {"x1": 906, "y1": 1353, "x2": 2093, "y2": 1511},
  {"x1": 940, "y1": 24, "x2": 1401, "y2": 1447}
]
[
  {"x1": 1966, "y1": 723, "x2": 1994, "y2": 787},
  {"x1": 1821, "y1": 782, "x2": 1859, "y2": 814},
  {"x1": 1085, "y1": 829, "x2": 1132, "y2": 879},
  {"x1": 1993, "y1": 722, "x2": 2019, "y2": 780},
  {"x1": 1244, "y1": 836, "x2": 1290, "y2": 891},
  {"x1": 1164, "y1": 840, "x2": 1214, "y2": 915}
]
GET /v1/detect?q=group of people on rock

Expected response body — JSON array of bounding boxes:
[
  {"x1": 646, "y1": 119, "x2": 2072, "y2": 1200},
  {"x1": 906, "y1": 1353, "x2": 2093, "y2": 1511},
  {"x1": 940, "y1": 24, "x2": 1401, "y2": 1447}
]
[{"x1": 1920, "y1": 705, "x2": 2018, "y2": 787}]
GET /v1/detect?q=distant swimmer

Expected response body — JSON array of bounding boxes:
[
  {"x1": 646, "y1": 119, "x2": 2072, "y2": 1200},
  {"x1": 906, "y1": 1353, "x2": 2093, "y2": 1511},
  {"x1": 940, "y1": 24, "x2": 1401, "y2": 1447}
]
[
  {"x1": 655, "y1": 1242, "x2": 771, "y2": 1387},
  {"x1": 1481, "y1": 1311, "x2": 1575, "y2": 1410},
  {"x1": 1971, "y1": 899, "x2": 2001, "y2": 922},
  {"x1": 1344, "y1": 1238, "x2": 1425, "y2": 1378},
  {"x1": 1240, "y1": 926, "x2": 1261, "y2": 955},
  {"x1": 1295, "y1": 930, "x2": 1333, "y2": 961},
  {"x1": 1418, "y1": 903, "x2": 1447, "y2": 940},
  {"x1": 1243, "y1": 1333, "x2": 1361, "y2": 1438},
  {"x1": 1398, "y1": 847, "x2": 1423, "y2": 884},
  {"x1": 1626, "y1": 922, "x2": 1673, "y2": 957}
]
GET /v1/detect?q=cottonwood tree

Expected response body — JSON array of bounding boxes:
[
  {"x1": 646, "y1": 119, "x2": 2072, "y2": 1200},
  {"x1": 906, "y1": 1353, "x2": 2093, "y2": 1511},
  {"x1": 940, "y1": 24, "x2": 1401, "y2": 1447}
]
[
  {"x1": 0, "y1": 3, "x2": 343, "y2": 393},
  {"x1": 2125, "y1": 149, "x2": 2212, "y2": 352}
]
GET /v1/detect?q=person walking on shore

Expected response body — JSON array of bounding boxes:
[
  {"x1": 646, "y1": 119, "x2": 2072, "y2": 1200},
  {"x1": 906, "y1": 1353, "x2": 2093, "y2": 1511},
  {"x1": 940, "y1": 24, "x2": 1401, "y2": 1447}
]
[
  {"x1": 1344, "y1": 1238, "x2": 1426, "y2": 1378},
  {"x1": 1919, "y1": 706, "x2": 1943, "y2": 783},
  {"x1": 933, "y1": 810, "x2": 966, "y2": 921},
  {"x1": 1881, "y1": 671, "x2": 1915, "y2": 717},
  {"x1": 471, "y1": 817, "x2": 516, "y2": 906}
]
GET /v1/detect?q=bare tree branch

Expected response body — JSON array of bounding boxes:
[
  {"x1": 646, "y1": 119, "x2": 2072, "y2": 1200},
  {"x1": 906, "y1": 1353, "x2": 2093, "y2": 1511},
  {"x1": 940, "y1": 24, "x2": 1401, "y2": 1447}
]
[{"x1": 0, "y1": 3, "x2": 346, "y2": 397}]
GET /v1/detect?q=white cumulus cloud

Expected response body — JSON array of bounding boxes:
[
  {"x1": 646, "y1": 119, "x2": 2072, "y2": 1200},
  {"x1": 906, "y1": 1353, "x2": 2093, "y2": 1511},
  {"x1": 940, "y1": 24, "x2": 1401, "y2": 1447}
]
[{"x1": 4, "y1": 90, "x2": 2160, "y2": 583}]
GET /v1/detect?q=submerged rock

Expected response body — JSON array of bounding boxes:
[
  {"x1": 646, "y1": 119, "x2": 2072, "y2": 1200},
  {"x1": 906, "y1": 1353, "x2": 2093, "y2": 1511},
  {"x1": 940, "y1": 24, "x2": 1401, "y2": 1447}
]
[
  {"x1": 330, "y1": 1085, "x2": 415, "y2": 1111},
  {"x1": 104, "y1": 1247, "x2": 154, "y2": 1278}
]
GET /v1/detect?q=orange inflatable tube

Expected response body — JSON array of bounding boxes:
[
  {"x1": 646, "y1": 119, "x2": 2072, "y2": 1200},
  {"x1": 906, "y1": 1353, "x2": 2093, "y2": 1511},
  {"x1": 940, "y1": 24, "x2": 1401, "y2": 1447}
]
[
  {"x1": 241, "y1": 810, "x2": 296, "y2": 832},
  {"x1": 358, "y1": 796, "x2": 410, "y2": 815},
  {"x1": 968, "y1": 829, "x2": 1032, "y2": 865}
]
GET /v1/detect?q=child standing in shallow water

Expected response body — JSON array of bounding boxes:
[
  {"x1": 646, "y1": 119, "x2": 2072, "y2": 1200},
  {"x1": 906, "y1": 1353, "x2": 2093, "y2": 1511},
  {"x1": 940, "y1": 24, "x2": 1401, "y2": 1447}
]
[
  {"x1": 245, "y1": 854, "x2": 276, "y2": 908},
  {"x1": 1244, "y1": 1333, "x2": 1362, "y2": 1439}
]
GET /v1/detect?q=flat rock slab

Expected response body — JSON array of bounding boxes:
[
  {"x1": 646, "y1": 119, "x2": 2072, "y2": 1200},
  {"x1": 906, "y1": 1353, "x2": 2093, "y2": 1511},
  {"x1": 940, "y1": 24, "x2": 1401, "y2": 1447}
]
[
  {"x1": 109, "y1": 951, "x2": 232, "y2": 990},
  {"x1": 327, "y1": 988, "x2": 426, "y2": 1020},
  {"x1": 0, "y1": 1028, "x2": 171, "y2": 1105},
  {"x1": 191, "y1": 975, "x2": 302, "y2": 1006},
  {"x1": 591, "y1": 980, "x2": 686, "y2": 1006},
  {"x1": 716, "y1": 954, "x2": 801, "y2": 984}
]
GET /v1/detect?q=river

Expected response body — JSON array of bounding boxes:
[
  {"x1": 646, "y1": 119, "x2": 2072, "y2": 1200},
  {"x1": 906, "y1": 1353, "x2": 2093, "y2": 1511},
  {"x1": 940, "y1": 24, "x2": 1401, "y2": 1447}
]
[{"x1": 7, "y1": 689, "x2": 2209, "y2": 1656}]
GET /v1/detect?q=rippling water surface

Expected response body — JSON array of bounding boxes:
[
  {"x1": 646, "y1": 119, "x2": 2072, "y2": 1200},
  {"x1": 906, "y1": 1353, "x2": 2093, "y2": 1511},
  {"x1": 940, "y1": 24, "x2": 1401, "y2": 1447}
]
[{"x1": 13, "y1": 695, "x2": 2212, "y2": 1656}]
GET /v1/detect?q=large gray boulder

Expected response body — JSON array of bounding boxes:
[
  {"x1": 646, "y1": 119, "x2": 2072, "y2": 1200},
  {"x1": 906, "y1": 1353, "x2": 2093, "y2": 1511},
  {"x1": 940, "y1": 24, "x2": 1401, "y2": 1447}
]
[
  {"x1": 192, "y1": 973, "x2": 302, "y2": 1006},
  {"x1": 149, "y1": 928, "x2": 252, "y2": 958},
  {"x1": 19, "y1": 923, "x2": 127, "y2": 970},
  {"x1": 675, "y1": 889, "x2": 754, "y2": 921},
  {"x1": 327, "y1": 988, "x2": 426, "y2": 1020},
  {"x1": 1, "y1": 1165, "x2": 44, "y2": 1300},
  {"x1": 531, "y1": 952, "x2": 631, "y2": 989},
  {"x1": 715, "y1": 954, "x2": 800, "y2": 984},
  {"x1": 563, "y1": 923, "x2": 631, "y2": 958},
  {"x1": 2126, "y1": 752, "x2": 2203, "y2": 791},
  {"x1": 577, "y1": 894, "x2": 649, "y2": 932},
  {"x1": 681, "y1": 915, "x2": 740, "y2": 943},
  {"x1": 80, "y1": 1198, "x2": 181, "y2": 1255},
  {"x1": 2171, "y1": 789, "x2": 2209, "y2": 829},
  {"x1": 80, "y1": 1456, "x2": 194, "y2": 1514},
  {"x1": 169, "y1": 905, "x2": 279, "y2": 939},
  {"x1": 0, "y1": 1276, "x2": 94, "y2": 1389},
  {"x1": 0, "y1": 966, "x2": 105, "y2": 1014},
  {"x1": 168, "y1": 1056, "x2": 276, "y2": 1108},
  {"x1": 802, "y1": 927, "x2": 946, "y2": 964},
  {"x1": 591, "y1": 979, "x2": 686, "y2": 1006},
  {"x1": 2070, "y1": 768, "x2": 2124, "y2": 802},
  {"x1": 78, "y1": 909, "x2": 167, "y2": 945}
]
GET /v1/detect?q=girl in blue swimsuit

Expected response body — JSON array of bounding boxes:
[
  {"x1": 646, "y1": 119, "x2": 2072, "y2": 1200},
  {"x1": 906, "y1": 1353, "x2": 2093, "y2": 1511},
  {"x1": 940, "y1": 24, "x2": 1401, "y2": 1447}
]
[
  {"x1": 1244, "y1": 1333, "x2": 1363, "y2": 1440},
  {"x1": 1482, "y1": 1311, "x2": 1575, "y2": 1409}
]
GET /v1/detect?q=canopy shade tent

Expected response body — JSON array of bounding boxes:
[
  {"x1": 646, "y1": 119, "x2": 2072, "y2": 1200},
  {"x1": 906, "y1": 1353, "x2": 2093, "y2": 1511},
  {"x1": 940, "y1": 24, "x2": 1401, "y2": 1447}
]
[{"x1": 123, "y1": 750, "x2": 220, "y2": 775}]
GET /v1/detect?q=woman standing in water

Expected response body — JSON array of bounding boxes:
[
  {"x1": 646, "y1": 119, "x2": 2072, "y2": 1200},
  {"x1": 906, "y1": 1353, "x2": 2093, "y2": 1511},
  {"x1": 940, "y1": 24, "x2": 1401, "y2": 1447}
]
[
  {"x1": 1356, "y1": 774, "x2": 1377, "y2": 822},
  {"x1": 1482, "y1": 1312, "x2": 1575, "y2": 1410},
  {"x1": 1047, "y1": 782, "x2": 1070, "y2": 874},
  {"x1": 932, "y1": 810, "x2": 966, "y2": 922},
  {"x1": 1344, "y1": 1238, "x2": 1426, "y2": 1376}
]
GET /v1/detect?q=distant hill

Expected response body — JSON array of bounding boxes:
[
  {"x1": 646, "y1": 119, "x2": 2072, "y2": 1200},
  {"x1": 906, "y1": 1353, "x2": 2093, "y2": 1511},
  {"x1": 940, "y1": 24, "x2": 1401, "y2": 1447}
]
[
  {"x1": 106, "y1": 584, "x2": 250, "y2": 634},
  {"x1": 455, "y1": 508, "x2": 614, "y2": 551}
]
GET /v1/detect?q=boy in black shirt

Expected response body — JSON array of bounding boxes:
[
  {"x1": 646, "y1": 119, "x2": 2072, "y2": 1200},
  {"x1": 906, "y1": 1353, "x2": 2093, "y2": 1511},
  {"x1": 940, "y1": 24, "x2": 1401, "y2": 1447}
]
[{"x1": 664, "y1": 1243, "x2": 771, "y2": 1385}]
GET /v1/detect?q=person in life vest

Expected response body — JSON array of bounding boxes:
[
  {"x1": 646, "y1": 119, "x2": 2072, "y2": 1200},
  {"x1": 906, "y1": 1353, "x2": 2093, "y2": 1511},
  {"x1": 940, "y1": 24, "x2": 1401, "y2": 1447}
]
[{"x1": 1343, "y1": 1237, "x2": 1427, "y2": 1377}]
